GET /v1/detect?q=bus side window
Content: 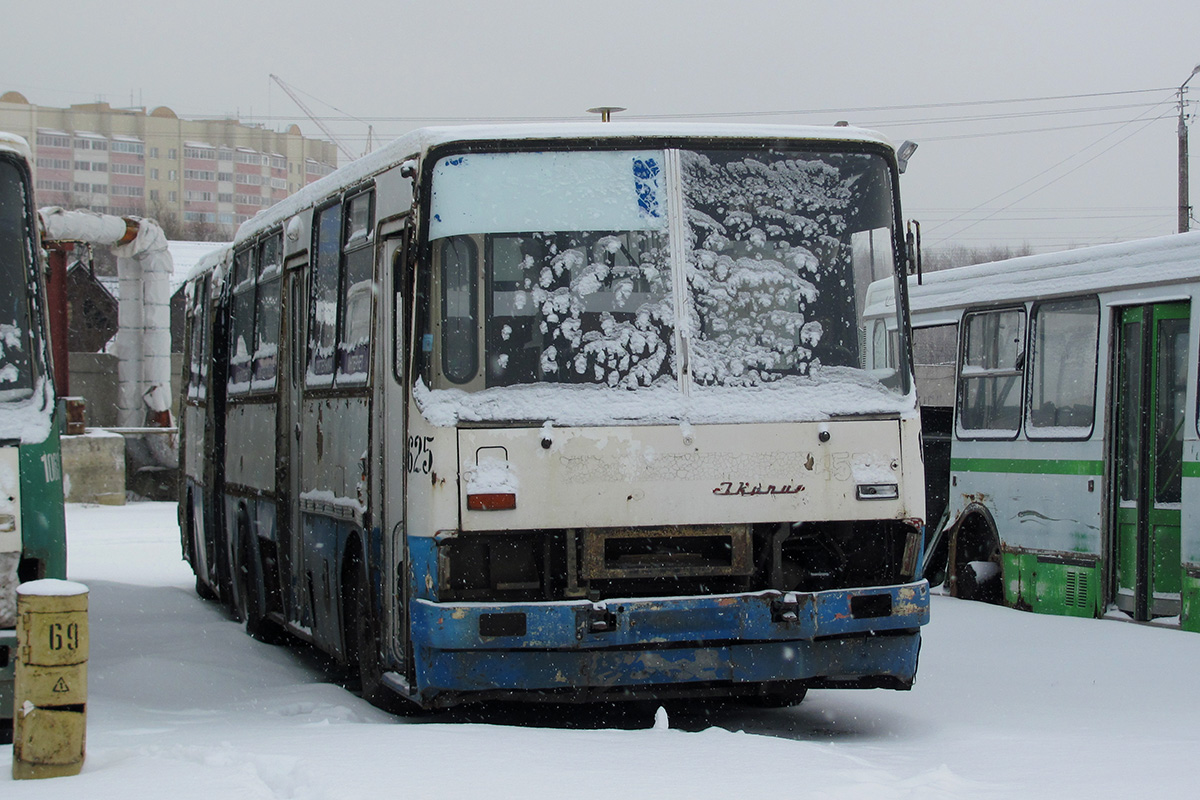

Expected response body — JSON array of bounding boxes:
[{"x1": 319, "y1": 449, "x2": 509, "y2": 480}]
[
  {"x1": 337, "y1": 191, "x2": 374, "y2": 384},
  {"x1": 308, "y1": 203, "x2": 342, "y2": 385},
  {"x1": 1027, "y1": 297, "x2": 1099, "y2": 437},
  {"x1": 229, "y1": 246, "x2": 257, "y2": 393},
  {"x1": 440, "y1": 235, "x2": 478, "y2": 384},
  {"x1": 251, "y1": 232, "x2": 282, "y2": 391},
  {"x1": 912, "y1": 323, "x2": 958, "y2": 408},
  {"x1": 958, "y1": 308, "x2": 1026, "y2": 437}
]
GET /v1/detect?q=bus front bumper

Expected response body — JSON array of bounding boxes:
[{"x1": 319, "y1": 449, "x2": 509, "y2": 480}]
[{"x1": 404, "y1": 581, "x2": 929, "y2": 705}]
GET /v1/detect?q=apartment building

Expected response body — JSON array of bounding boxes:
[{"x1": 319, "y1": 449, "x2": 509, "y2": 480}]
[{"x1": 1, "y1": 90, "x2": 339, "y2": 237}]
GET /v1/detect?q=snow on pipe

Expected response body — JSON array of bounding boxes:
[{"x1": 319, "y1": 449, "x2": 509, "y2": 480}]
[{"x1": 38, "y1": 209, "x2": 175, "y2": 464}]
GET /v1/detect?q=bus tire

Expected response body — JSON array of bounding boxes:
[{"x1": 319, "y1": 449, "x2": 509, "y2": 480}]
[
  {"x1": 953, "y1": 514, "x2": 1003, "y2": 605},
  {"x1": 195, "y1": 575, "x2": 218, "y2": 602},
  {"x1": 351, "y1": 575, "x2": 389, "y2": 707},
  {"x1": 240, "y1": 524, "x2": 286, "y2": 644}
]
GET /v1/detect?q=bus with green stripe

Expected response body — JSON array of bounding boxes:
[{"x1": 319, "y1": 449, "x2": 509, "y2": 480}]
[
  {"x1": 865, "y1": 231, "x2": 1200, "y2": 631},
  {"x1": 0, "y1": 132, "x2": 67, "y2": 741}
]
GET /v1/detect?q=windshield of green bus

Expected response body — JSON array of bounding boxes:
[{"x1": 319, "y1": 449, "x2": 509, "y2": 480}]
[
  {"x1": 422, "y1": 144, "x2": 905, "y2": 404},
  {"x1": 0, "y1": 156, "x2": 35, "y2": 402}
]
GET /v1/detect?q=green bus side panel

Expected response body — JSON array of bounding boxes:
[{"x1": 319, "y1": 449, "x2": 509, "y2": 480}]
[
  {"x1": 1004, "y1": 552, "x2": 1100, "y2": 618},
  {"x1": 1182, "y1": 571, "x2": 1200, "y2": 634},
  {"x1": 17, "y1": 413, "x2": 67, "y2": 579}
]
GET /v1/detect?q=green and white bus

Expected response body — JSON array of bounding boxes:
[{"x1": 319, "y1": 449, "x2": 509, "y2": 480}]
[
  {"x1": 0, "y1": 132, "x2": 67, "y2": 741},
  {"x1": 866, "y1": 231, "x2": 1200, "y2": 631}
]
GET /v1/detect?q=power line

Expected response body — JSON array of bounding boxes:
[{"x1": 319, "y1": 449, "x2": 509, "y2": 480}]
[{"x1": 924, "y1": 93, "x2": 1178, "y2": 246}]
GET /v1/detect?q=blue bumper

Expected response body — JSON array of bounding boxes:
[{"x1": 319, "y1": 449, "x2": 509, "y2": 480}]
[{"x1": 407, "y1": 581, "x2": 928, "y2": 704}]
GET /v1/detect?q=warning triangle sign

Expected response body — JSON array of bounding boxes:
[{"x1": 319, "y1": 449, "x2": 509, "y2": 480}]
[{"x1": 53, "y1": 677, "x2": 70, "y2": 693}]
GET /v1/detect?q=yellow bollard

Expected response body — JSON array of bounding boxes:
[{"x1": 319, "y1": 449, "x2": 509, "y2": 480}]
[{"x1": 11, "y1": 579, "x2": 88, "y2": 780}]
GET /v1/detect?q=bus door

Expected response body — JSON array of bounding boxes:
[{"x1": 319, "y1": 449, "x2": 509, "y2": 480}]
[
  {"x1": 1113, "y1": 302, "x2": 1187, "y2": 620},
  {"x1": 379, "y1": 227, "x2": 408, "y2": 674},
  {"x1": 280, "y1": 261, "x2": 308, "y2": 624}
]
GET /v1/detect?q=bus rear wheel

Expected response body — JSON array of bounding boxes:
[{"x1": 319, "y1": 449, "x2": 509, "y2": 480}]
[
  {"x1": 239, "y1": 524, "x2": 286, "y2": 644},
  {"x1": 953, "y1": 516, "x2": 1003, "y2": 604},
  {"x1": 346, "y1": 569, "x2": 389, "y2": 708}
]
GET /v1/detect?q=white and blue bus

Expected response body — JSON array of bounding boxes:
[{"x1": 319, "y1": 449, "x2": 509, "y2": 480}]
[
  {"x1": 870, "y1": 232, "x2": 1200, "y2": 631},
  {"x1": 0, "y1": 132, "x2": 67, "y2": 740},
  {"x1": 180, "y1": 124, "x2": 930, "y2": 709}
]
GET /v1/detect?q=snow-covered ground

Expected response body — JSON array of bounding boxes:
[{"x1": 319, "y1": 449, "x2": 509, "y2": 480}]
[{"x1": 5, "y1": 501, "x2": 1200, "y2": 798}]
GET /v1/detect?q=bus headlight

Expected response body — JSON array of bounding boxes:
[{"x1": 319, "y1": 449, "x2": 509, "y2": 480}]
[{"x1": 0, "y1": 513, "x2": 15, "y2": 533}]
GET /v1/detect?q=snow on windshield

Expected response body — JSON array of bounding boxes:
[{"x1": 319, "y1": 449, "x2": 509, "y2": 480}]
[{"x1": 420, "y1": 144, "x2": 905, "y2": 421}]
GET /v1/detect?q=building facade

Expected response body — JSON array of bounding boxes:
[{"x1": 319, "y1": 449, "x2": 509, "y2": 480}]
[{"x1": 0, "y1": 91, "x2": 339, "y2": 237}]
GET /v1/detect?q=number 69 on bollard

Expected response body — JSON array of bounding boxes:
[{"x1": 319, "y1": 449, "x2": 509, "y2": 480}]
[{"x1": 12, "y1": 579, "x2": 89, "y2": 780}]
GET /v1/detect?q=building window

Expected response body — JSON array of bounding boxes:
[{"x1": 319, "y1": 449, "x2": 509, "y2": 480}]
[
  {"x1": 37, "y1": 133, "x2": 70, "y2": 148},
  {"x1": 168, "y1": 148, "x2": 177, "y2": 160},
  {"x1": 111, "y1": 140, "x2": 144, "y2": 156}
]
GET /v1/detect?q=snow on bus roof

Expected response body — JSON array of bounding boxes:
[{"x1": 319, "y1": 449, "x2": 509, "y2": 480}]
[
  {"x1": 865, "y1": 232, "x2": 1200, "y2": 322},
  {"x1": 0, "y1": 131, "x2": 32, "y2": 162},
  {"x1": 184, "y1": 241, "x2": 232, "y2": 284},
  {"x1": 235, "y1": 122, "x2": 897, "y2": 244}
]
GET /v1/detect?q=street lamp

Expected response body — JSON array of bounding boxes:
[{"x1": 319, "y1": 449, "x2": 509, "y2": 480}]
[{"x1": 1179, "y1": 64, "x2": 1200, "y2": 233}]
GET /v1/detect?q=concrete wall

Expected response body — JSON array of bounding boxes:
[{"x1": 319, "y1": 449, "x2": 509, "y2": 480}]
[{"x1": 60, "y1": 430, "x2": 125, "y2": 505}]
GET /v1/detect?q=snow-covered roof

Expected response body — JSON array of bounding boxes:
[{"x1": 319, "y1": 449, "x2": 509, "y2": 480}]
[
  {"x1": 168, "y1": 241, "x2": 229, "y2": 289},
  {"x1": 0, "y1": 131, "x2": 32, "y2": 164},
  {"x1": 75, "y1": 131, "x2": 107, "y2": 140},
  {"x1": 905, "y1": 231, "x2": 1200, "y2": 318},
  {"x1": 97, "y1": 240, "x2": 230, "y2": 297},
  {"x1": 862, "y1": 232, "x2": 1200, "y2": 327},
  {"x1": 236, "y1": 122, "x2": 898, "y2": 243},
  {"x1": 112, "y1": 134, "x2": 143, "y2": 142},
  {"x1": 184, "y1": 242, "x2": 232, "y2": 285}
]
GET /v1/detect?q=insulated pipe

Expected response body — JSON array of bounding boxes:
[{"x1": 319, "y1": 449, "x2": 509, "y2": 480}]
[{"x1": 37, "y1": 209, "x2": 175, "y2": 465}]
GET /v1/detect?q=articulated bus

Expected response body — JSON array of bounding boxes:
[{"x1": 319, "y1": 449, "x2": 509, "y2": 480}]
[
  {"x1": 180, "y1": 124, "x2": 930, "y2": 710},
  {"x1": 0, "y1": 133, "x2": 67, "y2": 740},
  {"x1": 867, "y1": 232, "x2": 1200, "y2": 631}
]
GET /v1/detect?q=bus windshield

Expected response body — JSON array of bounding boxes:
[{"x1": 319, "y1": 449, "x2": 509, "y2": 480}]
[
  {"x1": 0, "y1": 157, "x2": 35, "y2": 402},
  {"x1": 425, "y1": 144, "x2": 904, "y2": 399}
]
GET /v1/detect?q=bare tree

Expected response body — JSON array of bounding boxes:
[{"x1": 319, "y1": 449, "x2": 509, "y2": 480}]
[{"x1": 920, "y1": 243, "x2": 1035, "y2": 273}]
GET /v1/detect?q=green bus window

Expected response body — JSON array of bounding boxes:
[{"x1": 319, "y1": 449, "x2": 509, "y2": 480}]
[
  {"x1": 958, "y1": 308, "x2": 1025, "y2": 437},
  {"x1": 1027, "y1": 297, "x2": 1098, "y2": 438}
]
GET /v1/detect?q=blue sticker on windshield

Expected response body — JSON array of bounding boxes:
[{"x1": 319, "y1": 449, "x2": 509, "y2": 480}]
[{"x1": 633, "y1": 157, "x2": 661, "y2": 219}]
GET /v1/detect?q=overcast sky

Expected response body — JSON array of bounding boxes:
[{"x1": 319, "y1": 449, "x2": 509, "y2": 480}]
[{"x1": 6, "y1": 0, "x2": 1200, "y2": 253}]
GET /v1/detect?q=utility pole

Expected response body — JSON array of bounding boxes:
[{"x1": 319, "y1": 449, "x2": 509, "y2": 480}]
[{"x1": 1180, "y1": 65, "x2": 1200, "y2": 233}]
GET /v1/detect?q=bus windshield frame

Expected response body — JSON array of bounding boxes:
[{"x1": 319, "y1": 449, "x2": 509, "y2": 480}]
[
  {"x1": 0, "y1": 152, "x2": 38, "y2": 403},
  {"x1": 417, "y1": 139, "x2": 909, "y2": 406}
]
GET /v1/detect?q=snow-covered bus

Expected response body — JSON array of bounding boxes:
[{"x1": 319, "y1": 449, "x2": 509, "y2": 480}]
[
  {"x1": 0, "y1": 133, "x2": 67, "y2": 740},
  {"x1": 870, "y1": 232, "x2": 1200, "y2": 631},
  {"x1": 180, "y1": 124, "x2": 930, "y2": 710}
]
